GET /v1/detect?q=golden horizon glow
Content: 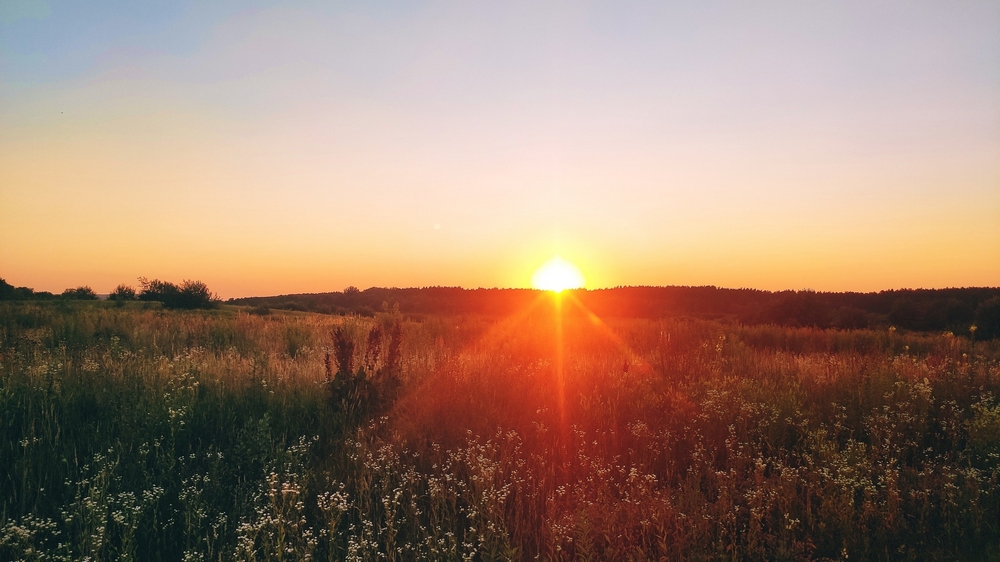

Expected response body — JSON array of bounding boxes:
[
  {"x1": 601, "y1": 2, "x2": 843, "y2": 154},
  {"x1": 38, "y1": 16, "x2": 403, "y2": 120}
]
[
  {"x1": 1, "y1": 3, "x2": 998, "y2": 296},
  {"x1": 531, "y1": 257, "x2": 586, "y2": 293}
]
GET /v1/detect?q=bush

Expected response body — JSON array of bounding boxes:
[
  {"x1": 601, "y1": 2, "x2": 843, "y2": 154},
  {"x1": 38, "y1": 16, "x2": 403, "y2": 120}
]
[
  {"x1": 138, "y1": 278, "x2": 178, "y2": 302},
  {"x1": 108, "y1": 284, "x2": 138, "y2": 301},
  {"x1": 138, "y1": 278, "x2": 217, "y2": 309},
  {"x1": 248, "y1": 304, "x2": 271, "y2": 316},
  {"x1": 61, "y1": 286, "x2": 98, "y2": 300},
  {"x1": 173, "y1": 280, "x2": 216, "y2": 309}
]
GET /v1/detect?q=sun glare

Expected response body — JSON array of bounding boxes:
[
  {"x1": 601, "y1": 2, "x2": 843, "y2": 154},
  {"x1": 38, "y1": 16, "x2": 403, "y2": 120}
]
[{"x1": 531, "y1": 256, "x2": 586, "y2": 292}]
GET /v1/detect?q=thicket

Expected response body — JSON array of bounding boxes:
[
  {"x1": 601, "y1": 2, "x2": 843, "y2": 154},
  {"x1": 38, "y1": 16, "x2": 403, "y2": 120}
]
[
  {"x1": 107, "y1": 284, "x2": 138, "y2": 301},
  {"x1": 136, "y1": 278, "x2": 218, "y2": 310},
  {"x1": 1, "y1": 278, "x2": 219, "y2": 310},
  {"x1": 60, "y1": 287, "x2": 98, "y2": 300},
  {"x1": 1, "y1": 301, "x2": 999, "y2": 561},
  {"x1": 0, "y1": 279, "x2": 97, "y2": 301}
]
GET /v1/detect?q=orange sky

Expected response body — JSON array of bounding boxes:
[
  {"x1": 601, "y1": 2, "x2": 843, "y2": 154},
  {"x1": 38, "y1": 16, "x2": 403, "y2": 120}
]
[{"x1": 2, "y1": 2, "x2": 998, "y2": 298}]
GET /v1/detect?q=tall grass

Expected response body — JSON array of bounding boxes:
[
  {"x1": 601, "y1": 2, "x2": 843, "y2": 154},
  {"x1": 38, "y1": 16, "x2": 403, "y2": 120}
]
[{"x1": 1, "y1": 301, "x2": 999, "y2": 561}]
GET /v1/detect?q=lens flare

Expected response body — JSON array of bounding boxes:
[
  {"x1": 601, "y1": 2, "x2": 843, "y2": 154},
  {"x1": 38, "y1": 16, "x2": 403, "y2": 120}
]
[{"x1": 531, "y1": 256, "x2": 585, "y2": 292}]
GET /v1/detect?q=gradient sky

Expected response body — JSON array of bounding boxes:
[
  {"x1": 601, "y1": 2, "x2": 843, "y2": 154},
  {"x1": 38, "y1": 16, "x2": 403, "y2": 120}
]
[{"x1": 2, "y1": 0, "x2": 998, "y2": 297}]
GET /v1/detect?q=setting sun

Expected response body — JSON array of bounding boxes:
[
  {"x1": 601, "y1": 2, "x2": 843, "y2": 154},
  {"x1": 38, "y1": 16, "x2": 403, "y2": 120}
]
[{"x1": 531, "y1": 256, "x2": 586, "y2": 292}]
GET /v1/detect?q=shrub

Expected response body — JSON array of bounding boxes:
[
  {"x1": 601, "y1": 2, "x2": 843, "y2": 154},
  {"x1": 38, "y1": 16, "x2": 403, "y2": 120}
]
[
  {"x1": 137, "y1": 278, "x2": 217, "y2": 309},
  {"x1": 107, "y1": 284, "x2": 138, "y2": 301},
  {"x1": 61, "y1": 286, "x2": 98, "y2": 300},
  {"x1": 248, "y1": 304, "x2": 271, "y2": 316},
  {"x1": 138, "y1": 278, "x2": 179, "y2": 302},
  {"x1": 172, "y1": 280, "x2": 216, "y2": 310}
]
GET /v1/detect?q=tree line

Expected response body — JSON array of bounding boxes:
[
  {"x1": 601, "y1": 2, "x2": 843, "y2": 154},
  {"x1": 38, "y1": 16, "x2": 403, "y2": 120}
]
[
  {"x1": 230, "y1": 285, "x2": 1000, "y2": 339},
  {"x1": 0, "y1": 277, "x2": 217, "y2": 310}
]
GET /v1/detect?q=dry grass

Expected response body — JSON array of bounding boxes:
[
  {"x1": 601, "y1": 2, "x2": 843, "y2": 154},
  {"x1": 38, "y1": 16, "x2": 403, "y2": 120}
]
[{"x1": 1, "y1": 299, "x2": 999, "y2": 561}]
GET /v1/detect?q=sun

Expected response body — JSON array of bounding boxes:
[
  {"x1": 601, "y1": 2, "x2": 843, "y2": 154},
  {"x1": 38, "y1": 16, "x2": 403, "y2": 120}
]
[{"x1": 531, "y1": 256, "x2": 586, "y2": 292}]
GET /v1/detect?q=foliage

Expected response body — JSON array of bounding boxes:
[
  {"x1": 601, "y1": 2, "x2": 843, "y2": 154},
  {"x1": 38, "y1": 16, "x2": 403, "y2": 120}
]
[
  {"x1": 61, "y1": 286, "x2": 98, "y2": 300},
  {"x1": 137, "y1": 278, "x2": 180, "y2": 306},
  {"x1": 0, "y1": 278, "x2": 56, "y2": 301},
  {"x1": 1, "y1": 301, "x2": 1000, "y2": 561},
  {"x1": 138, "y1": 278, "x2": 217, "y2": 310},
  {"x1": 0, "y1": 278, "x2": 11, "y2": 300},
  {"x1": 108, "y1": 285, "x2": 138, "y2": 301}
]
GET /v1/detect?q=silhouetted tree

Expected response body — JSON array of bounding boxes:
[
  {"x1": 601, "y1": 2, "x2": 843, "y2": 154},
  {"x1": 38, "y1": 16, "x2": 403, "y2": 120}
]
[
  {"x1": 138, "y1": 278, "x2": 179, "y2": 302},
  {"x1": 0, "y1": 278, "x2": 14, "y2": 300},
  {"x1": 61, "y1": 286, "x2": 98, "y2": 300},
  {"x1": 0, "y1": 279, "x2": 55, "y2": 300},
  {"x1": 173, "y1": 280, "x2": 216, "y2": 309},
  {"x1": 137, "y1": 278, "x2": 217, "y2": 309},
  {"x1": 108, "y1": 284, "x2": 138, "y2": 301}
]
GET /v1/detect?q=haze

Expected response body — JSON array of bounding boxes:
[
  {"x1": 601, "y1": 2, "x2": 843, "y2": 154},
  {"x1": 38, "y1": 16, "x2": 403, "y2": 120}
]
[{"x1": 1, "y1": 0, "x2": 998, "y2": 297}]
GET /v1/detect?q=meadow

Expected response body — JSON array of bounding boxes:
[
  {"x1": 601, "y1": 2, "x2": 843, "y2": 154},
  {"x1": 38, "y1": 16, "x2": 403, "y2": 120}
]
[{"x1": 2, "y1": 298, "x2": 999, "y2": 561}]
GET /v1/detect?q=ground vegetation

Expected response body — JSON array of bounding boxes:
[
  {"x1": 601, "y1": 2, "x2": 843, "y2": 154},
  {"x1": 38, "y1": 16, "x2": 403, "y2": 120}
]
[{"x1": 1, "y1": 299, "x2": 999, "y2": 560}]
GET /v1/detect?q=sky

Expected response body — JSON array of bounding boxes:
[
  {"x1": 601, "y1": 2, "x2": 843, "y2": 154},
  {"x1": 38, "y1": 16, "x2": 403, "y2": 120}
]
[{"x1": 1, "y1": 0, "x2": 998, "y2": 298}]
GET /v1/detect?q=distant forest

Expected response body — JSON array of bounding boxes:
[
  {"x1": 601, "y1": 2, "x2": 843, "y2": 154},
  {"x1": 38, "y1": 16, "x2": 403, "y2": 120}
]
[
  {"x1": 5, "y1": 275, "x2": 998, "y2": 337},
  {"x1": 230, "y1": 286, "x2": 1000, "y2": 337}
]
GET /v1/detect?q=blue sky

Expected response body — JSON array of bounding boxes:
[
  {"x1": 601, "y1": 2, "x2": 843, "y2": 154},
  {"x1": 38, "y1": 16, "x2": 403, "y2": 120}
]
[{"x1": 2, "y1": 1, "x2": 998, "y2": 296}]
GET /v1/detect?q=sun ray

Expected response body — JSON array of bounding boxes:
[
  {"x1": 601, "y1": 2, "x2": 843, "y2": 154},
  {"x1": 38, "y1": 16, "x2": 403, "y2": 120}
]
[{"x1": 562, "y1": 292, "x2": 655, "y2": 376}]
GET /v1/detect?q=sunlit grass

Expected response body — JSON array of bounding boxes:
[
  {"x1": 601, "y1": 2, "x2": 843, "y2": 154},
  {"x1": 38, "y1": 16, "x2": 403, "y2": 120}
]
[{"x1": 1, "y1": 301, "x2": 999, "y2": 560}]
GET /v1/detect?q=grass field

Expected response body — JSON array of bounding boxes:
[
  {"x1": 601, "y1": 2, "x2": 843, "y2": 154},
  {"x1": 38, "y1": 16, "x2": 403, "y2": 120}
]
[{"x1": 2, "y1": 298, "x2": 999, "y2": 561}]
